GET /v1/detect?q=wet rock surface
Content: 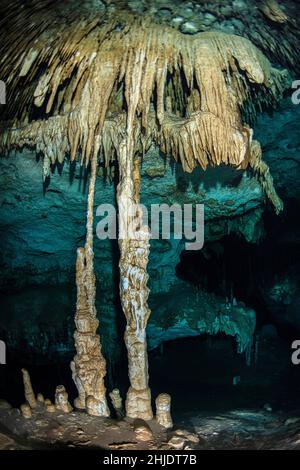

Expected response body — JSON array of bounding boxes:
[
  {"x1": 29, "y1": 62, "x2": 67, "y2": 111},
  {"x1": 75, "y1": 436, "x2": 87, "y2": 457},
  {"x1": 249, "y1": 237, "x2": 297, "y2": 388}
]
[{"x1": 0, "y1": 404, "x2": 299, "y2": 450}]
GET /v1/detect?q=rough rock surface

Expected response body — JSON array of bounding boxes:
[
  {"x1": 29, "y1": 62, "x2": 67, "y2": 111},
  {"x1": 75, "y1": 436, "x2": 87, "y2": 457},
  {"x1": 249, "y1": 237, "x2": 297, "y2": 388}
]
[{"x1": 0, "y1": 404, "x2": 299, "y2": 450}]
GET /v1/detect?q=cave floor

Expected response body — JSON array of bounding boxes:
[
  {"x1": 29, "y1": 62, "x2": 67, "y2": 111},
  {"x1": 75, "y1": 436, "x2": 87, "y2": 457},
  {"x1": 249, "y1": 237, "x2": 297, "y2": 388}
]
[{"x1": 0, "y1": 404, "x2": 300, "y2": 450}]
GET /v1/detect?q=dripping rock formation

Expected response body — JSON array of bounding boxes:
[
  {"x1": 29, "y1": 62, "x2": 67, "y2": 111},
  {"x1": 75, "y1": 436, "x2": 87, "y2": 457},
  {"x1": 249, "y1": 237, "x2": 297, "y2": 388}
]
[{"x1": 0, "y1": 0, "x2": 300, "y2": 451}]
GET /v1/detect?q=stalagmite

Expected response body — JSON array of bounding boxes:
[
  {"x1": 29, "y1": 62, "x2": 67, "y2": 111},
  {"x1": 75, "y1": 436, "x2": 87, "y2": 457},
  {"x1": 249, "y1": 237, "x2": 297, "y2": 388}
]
[
  {"x1": 249, "y1": 140, "x2": 283, "y2": 214},
  {"x1": 55, "y1": 385, "x2": 72, "y2": 413},
  {"x1": 109, "y1": 389, "x2": 124, "y2": 419},
  {"x1": 44, "y1": 399, "x2": 56, "y2": 413},
  {"x1": 37, "y1": 393, "x2": 44, "y2": 404},
  {"x1": 0, "y1": 6, "x2": 288, "y2": 210},
  {"x1": 155, "y1": 394, "x2": 173, "y2": 430},
  {"x1": 259, "y1": 0, "x2": 288, "y2": 23},
  {"x1": 70, "y1": 153, "x2": 109, "y2": 417},
  {"x1": 0, "y1": 1, "x2": 292, "y2": 424},
  {"x1": 21, "y1": 368, "x2": 37, "y2": 409},
  {"x1": 20, "y1": 403, "x2": 32, "y2": 419}
]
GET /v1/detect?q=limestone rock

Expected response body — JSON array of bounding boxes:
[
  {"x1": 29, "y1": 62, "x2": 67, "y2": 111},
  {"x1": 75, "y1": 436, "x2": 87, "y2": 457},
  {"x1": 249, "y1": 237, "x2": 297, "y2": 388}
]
[
  {"x1": 109, "y1": 389, "x2": 124, "y2": 418},
  {"x1": 20, "y1": 403, "x2": 32, "y2": 418},
  {"x1": 285, "y1": 417, "x2": 300, "y2": 426},
  {"x1": 21, "y1": 368, "x2": 37, "y2": 409},
  {"x1": 118, "y1": 145, "x2": 153, "y2": 420},
  {"x1": 46, "y1": 403, "x2": 56, "y2": 413},
  {"x1": 0, "y1": 433, "x2": 15, "y2": 450},
  {"x1": 86, "y1": 395, "x2": 108, "y2": 417},
  {"x1": 167, "y1": 435, "x2": 185, "y2": 449},
  {"x1": 37, "y1": 393, "x2": 45, "y2": 404},
  {"x1": 155, "y1": 393, "x2": 173, "y2": 429},
  {"x1": 55, "y1": 385, "x2": 72, "y2": 413},
  {"x1": 259, "y1": 0, "x2": 288, "y2": 23},
  {"x1": 174, "y1": 429, "x2": 200, "y2": 444},
  {"x1": 125, "y1": 387, "x2": 153, "y2": 421},
  {"x1": 0, "y1": 399, "x2": 12, "y2": 410},
  {"x1": 70, "y1": 155, "x2": 109, "y2": 418},
  {"x1": 180, "y1": 21, "x2": 200, "y2": 34}
]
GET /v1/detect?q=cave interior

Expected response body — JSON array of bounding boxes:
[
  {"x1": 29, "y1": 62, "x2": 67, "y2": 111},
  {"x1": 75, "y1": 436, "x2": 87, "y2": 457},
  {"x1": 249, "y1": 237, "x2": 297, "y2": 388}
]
[{"x1": 0, "y1": 0, "x2": 299, "y2": 451}]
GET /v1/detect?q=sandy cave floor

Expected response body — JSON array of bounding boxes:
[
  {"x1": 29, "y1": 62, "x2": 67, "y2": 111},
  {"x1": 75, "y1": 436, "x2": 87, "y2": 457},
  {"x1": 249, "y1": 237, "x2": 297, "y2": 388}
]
[{"x1": 0, "y1": 404, "x2": 300, "y2": 450}]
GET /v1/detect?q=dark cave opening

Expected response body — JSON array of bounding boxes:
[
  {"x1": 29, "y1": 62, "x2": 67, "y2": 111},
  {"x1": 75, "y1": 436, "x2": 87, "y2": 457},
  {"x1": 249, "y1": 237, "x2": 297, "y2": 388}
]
[
  {"x1": 176, "y1": 198, "x2": 300, "y2": 341},
  {"x1": 149, "y1": 332, "x2": 300, "y2": 421}
]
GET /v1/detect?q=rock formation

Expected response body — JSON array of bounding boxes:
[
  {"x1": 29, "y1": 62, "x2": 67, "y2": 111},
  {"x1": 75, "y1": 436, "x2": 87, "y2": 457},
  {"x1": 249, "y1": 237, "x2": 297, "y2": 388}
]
[
  {"x1": 20, "y1": 403, "x2": 32, "y2": 419},
  {"x1": 117, "y1": 141, "x2": 153, "y2": 419},
  {"x1": 259, "y1": 0, "x2": 288, "y2": 23},
  {"x1": 44, "y1": 399, "x2": 56, "y2": 413},
  {"x1": 70, "y1": 154, "x2": 109, "y2": 417},
  {"x1": 133, "y1": 418, "x2": 154, "y2": 442},
  {"x1": 55, "y1": 385, "x2": 72, "y2": 413},
  {"x1": 109, "y1": 389, "x2": 124, "y2": 419},
  {"x1": 21, "y1": 368, "x2": 37, "y2": 409},
  {"x1": 0, "y1": 0, "x2": 292, "y2": 423},
  {"x1": 155, "y1": 393, "x2": 173, "y2": 429},
  {"x1": 37, "y1": 393, "x2": 45, "y2": 404}
]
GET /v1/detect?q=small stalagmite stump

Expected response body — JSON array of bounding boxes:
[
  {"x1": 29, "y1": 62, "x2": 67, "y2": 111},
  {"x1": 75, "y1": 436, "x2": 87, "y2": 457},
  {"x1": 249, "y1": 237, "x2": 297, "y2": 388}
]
[
  {"x1": 109, "y1": 389, "x2": 124, "y2": 419},
  {"x1": 20, "y1": 403, "x2": 32, "y2": 419},
  {"x1": 155, "y1": 393, "x2": 173, "y2": 429},
  {"x1": 21, "y1": 368, "x2": 36, "y2": 409},
  {"x1": 55, "y1": 385, "x2": 72, "y2": 413},
  {"x1": 0, "y1": 399, "x2": 12, "y2": 410}
]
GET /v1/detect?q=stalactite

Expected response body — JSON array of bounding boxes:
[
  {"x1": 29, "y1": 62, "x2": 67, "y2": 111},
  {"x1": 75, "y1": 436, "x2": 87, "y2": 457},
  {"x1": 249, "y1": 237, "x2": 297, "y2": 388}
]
[{"x1": 70, "y1": 153, "x2": 110, "y2": 417}]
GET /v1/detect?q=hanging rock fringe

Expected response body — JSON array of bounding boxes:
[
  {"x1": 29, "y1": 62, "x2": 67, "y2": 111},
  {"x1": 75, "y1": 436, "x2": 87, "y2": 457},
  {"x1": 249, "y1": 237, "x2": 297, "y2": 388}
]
[{"x1": 0, "y1": 1, "x2": 289, "y2": 212}]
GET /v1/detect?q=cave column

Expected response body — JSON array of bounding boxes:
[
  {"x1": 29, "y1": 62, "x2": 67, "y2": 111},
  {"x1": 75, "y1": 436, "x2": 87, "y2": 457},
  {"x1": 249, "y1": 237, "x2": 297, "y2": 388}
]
[
  {"x1": 71, "y1": 152, "x2": 110, "y2": 417},
  {"x1": 117, "y1": 138, "x2": 153, "y2": 420}
]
